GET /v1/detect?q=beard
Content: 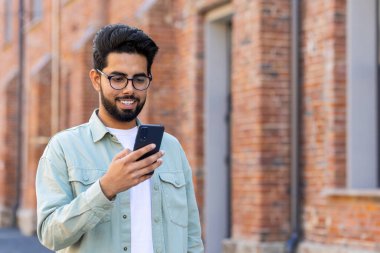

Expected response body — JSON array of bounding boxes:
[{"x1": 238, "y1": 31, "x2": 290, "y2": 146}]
[{"x1": 99, "y1": 87, "x2": 145, "y2": 122}]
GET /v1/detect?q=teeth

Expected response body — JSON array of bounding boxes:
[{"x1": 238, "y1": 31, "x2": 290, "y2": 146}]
[{"x1": 120, "y1": 100, "x2": 134, "y2": 105}]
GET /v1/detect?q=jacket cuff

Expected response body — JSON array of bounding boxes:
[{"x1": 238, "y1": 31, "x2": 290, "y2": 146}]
[{"x1": 84, "y1": 180, "x2": 114, "y2": 211}]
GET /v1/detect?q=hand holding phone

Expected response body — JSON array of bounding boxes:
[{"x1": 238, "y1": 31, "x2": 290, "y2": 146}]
[{"x1": 133, "y1": 124, "x2": 165, "y2": 175}]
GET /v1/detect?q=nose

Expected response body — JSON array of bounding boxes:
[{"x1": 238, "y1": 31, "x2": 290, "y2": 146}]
[{"x1": 122, "y1": 79, "x2": 134, "y2": 94}]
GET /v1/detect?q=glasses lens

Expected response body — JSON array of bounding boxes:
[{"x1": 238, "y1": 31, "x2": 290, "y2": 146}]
[
  {"x1": 110, "y1": 75, "x2": 127, "y2": 89},
  {"x1": 133, "y1": 76, "x2": 150, "y2": 90}
]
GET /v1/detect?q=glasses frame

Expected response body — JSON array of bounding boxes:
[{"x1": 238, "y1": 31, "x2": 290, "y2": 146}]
[{"x1": 96, "y1": 69, "x2": 152, "y2": 91}]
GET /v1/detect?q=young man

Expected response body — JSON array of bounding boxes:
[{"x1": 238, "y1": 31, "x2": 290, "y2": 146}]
[{"x1": 36, "y1": 24, "x2": 204, "y2": 253}]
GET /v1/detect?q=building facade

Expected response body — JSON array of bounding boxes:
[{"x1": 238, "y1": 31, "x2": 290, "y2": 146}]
[{"x1": 0, "y1": 0, "x2": 379, "y2": 252}]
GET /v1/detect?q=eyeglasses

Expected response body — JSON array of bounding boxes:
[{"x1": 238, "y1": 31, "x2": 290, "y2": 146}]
[{"x1": 97, "y1": 69, "x2": 152, "y2": 91}]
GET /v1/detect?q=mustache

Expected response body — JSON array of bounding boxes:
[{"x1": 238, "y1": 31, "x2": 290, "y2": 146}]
[{"x1": 116, "y1": 95, "x2": 139, "y2": 101}]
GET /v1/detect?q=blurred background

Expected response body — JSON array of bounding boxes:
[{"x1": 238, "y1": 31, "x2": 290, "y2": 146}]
[{"x1": 0, "y1": 0, "x2": 379, "y2": 253}]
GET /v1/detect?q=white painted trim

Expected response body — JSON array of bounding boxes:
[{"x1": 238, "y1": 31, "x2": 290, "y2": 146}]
[
  {"x1": 72, "y1": 25, "x2": 97, "y2": 52},
  {"x1": 0, "y1": 68, "x2": 18, "y2": 90},
  {"x1": 31, "y1": 53, "x2": 51, "y2": 76},
  {"x1": 205, "y1": 3, "x2": 233, "y2": 22}
]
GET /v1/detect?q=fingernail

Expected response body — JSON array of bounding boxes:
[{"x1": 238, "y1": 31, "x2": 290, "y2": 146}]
[
  {"x1": 161, "y1": 150, "x2": 165, "y2": 155},
  {"x1": 151, "y1": 144, "x2": 156, "y2": 149}
]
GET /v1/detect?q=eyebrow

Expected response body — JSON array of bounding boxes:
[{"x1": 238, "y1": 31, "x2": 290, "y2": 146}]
[{"x1": 108, "y1": 71, "x2": 147, "y2": 77}]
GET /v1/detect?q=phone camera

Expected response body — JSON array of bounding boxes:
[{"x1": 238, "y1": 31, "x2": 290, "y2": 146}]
[{"x1": 140, "y1": 127, "x2": 148, "y2": 141}]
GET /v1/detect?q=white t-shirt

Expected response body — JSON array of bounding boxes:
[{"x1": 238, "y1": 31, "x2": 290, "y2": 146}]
[{"x1": 107, "y1": 126, "x2": 153, "y2": 253}]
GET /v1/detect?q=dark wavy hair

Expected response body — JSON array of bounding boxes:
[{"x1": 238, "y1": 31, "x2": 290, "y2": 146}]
[{"x1": 92, "y1": 24, "x2": 159, "y2": 74}]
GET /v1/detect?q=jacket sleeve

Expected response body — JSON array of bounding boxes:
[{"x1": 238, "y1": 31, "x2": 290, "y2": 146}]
[
  {"x1": 35, "y1": 138, "x2": 114, "y2": 251},
  {"x1": 179, "y1": 146, "x2": 205, "y2": 253}
]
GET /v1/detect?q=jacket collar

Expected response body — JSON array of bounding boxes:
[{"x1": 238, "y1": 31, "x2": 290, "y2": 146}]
[{"x1": 89, "y1": 109, "x2": 142, "y2": 143}]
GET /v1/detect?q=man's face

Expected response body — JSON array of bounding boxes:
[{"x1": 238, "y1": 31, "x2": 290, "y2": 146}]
[{"x1": 97, "y1": 52, "x2": 148, "y2": 124}]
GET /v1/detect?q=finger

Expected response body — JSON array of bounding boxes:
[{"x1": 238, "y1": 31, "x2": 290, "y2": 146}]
[
  {"x1": 136, "y1": 158, "x2": 163, "y2": 178},
  {"x1": 123, "y1": 144, "x2": 157, "y2": 162},
  {"x1": 112, "y1": 149, "x2": 131, "y2": 161},
  {"x1": 130, "y1": 167, "x2": 155, "y2": 186},
  {"x1": 113, "y1": 148, "x2": 131, "y2": 161},
  {"x1": 135, "y1": 150, "x2": 165, "y2": 168},
  {"x1": 137, "y1": 173, "x2": 154, "y2": 184}
]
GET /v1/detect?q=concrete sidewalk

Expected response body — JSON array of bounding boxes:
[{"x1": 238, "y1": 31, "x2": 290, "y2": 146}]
[{"x1": 0, "y1": 228, "x2": 53, "y2": 253}]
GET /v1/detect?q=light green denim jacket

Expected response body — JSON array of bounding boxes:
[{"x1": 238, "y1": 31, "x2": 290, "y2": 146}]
[{"x1": 36, "y1": 110, "x2": 204, "y2": 253}]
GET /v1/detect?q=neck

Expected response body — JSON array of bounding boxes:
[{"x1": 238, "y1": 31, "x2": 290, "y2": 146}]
[{"x1": 97, "y1": 107, "x2": 137, "y2": 130}]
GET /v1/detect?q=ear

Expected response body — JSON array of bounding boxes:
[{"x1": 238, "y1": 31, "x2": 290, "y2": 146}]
[{"x1": 89, "y1": 69, "x2": 101, "y2": 92}]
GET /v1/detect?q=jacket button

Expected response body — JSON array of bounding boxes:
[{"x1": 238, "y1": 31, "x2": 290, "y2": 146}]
[
  {"x1": 154, "y1": 185, "x2": 159, "y2": 191},
  {"x1": 124, "y1": 246, "x2": 128, "y2": 251},
  {"x1": 154, "y1": 217, "x2": 160, "y2": 223},
  {"x1": 123, "y1": 215, "x2": 127, "y2": 219}
]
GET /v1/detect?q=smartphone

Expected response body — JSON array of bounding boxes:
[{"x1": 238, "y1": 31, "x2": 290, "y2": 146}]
[{"x1": 133, "y1": 124, "x2": 165, "y2": 175}]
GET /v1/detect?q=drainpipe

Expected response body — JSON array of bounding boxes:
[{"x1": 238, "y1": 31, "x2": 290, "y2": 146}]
[
  {"x1": 286, "y1": 0, "x2": 301, "y2": 252},
  {"x1": 15, "y1": 0, "x2": 25, "y2": 225},
  {"x1": 51, "y1": 0, "x2": 61, "y2": 134}
]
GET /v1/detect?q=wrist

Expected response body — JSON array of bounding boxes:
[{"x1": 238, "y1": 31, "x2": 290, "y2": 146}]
[{"x1": 99, "y1": 176, "x2": 116, "y2": 200}]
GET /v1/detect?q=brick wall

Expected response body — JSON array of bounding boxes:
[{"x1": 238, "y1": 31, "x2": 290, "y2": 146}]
[
  {"x1": 170, "y1": 0, "x2": 206, "y2": 215},
  {"x1": 300, "y1": 1, "x2": 380, "y2": 252},
  {"x1": 301, "y1": 0, "x2": 346, "y2": 244},
  {"x1": 230, "y1": 0, "x2": 291, "y2": 242},
  {"x1": 60, "y1": 0, "x2": 107, "y2": 127},
  {"x1": 0, "y1": 72, "x2": 19, "y2": 227}
]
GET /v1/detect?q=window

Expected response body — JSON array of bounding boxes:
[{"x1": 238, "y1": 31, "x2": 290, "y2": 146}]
[
  {"x1": 204, "y1": 5, "x2": 233, "y2": 252},
  {"x1": 31, "y1": 0, "x2": 43, "y2": 21},
  {"x1": 347, "y1": 0, "x2": 378, "y2": 188},
  {"x1": 4, "y1": 0, "x2": 12, "y2": 42}
]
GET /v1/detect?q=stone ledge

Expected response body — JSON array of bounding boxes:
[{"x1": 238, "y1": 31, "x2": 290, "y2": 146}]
[
  {"x1": 322, "y1": 188, "x2": 380, "y2": 199},
  {"x1": 223, "y1": 239, "x2": 285, "y2": 253},
  {"x1": 298, "y1": 241, "x2": 378, "y2": 253},
  {"x1": 17, "y1": 208, "x2": 37, "y2": 236},
  {"x1": 0, "y1": 205, "x2": 14, "y2": 227}
]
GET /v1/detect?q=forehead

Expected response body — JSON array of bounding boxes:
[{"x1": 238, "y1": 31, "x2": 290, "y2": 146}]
[{"x1": 104, "y1": 52, "x2": 148, "y2": 73}]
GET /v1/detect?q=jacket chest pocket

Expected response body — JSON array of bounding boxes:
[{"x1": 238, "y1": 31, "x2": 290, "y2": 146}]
[
  {"x1": 68, "y1": 168, "x2": 104, "y2": 196},
  {"x1": 68, "y1": 168, "x2": 111, "y2": 223},
  {"x1": 159, "y1": 171, "x2": 188, "y2": 227}
]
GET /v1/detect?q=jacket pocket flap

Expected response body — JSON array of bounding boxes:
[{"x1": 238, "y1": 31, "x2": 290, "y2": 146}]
[
  {"x1": 68, "y1": 168, "x2": 102, "y2": 185},
  {"x1": 159, "y1": 172, "x2": 186, "y2": 188}
]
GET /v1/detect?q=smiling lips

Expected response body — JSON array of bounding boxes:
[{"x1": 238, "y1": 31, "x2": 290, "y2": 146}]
[
  {"x1": 118, "y1": 98, "x2": 136, "y2": 109},
  {"x1": 120, "y1": 99, "x2": 134, "y2": 105}
]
